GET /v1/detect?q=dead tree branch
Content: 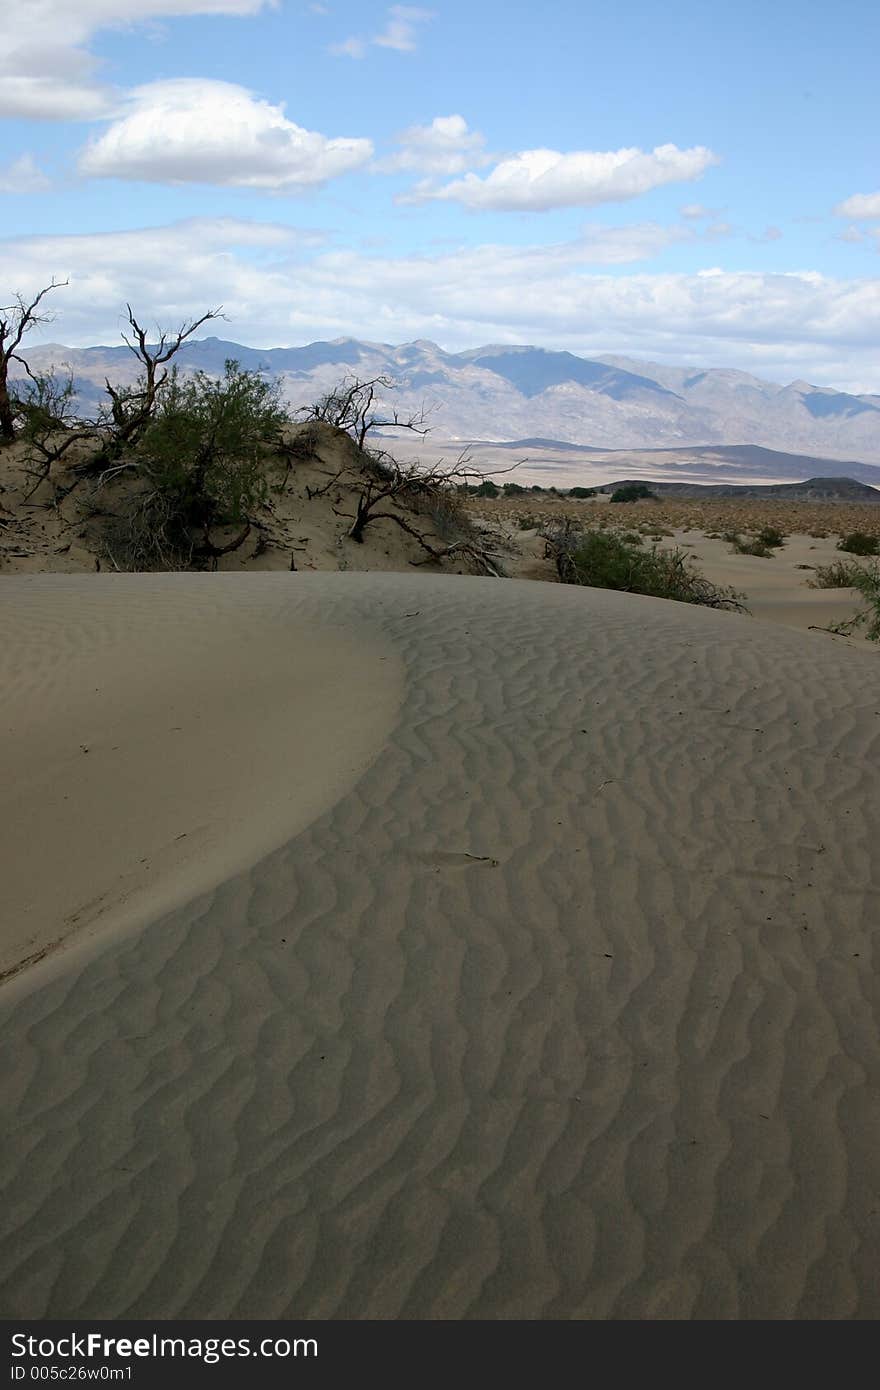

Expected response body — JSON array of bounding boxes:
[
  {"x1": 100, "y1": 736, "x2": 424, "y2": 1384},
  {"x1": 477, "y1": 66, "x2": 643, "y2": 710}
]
[
  {"x1": 0, "y1": 279, "x2": 68, "y2": 443},
  {"x1": 99, "y1": 303, "x2": 223, "y2": 454},
  {"x1": 301, "y1": 375, "x2": 431, "y2": 450}
]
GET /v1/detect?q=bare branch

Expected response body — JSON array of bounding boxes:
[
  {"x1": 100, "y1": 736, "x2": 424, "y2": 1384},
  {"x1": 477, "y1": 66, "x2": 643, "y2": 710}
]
[
  {"x1": 410, "y1": 538, "x2": 507, "y2": 578},
  {"x1": 0, "y1": 279, "x2": 68, "y2": 357},
  {"x1": 83, "y1": 303, "x2": 225, "y2": 462},
  {"x1": 120, "y1": 303, "x2": 223, "y2": 367},
  {"x1": 301, "y1": 375, "x2": 430, "y2": 451},
  {"x1": 0, "y1": 279, "x2": 68, "y2": 443}
]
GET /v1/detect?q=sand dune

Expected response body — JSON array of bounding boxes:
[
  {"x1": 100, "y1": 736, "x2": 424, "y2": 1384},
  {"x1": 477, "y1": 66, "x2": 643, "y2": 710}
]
[
  {"x1": 1, "y1": 572, "x2": 878, "y2": 1319},
  {"x1": 671, "y1": 530, "x2": 868, "y2": 635},
  {"x1": 0, "y1": 576, "x2": 403, "y2": 983}
]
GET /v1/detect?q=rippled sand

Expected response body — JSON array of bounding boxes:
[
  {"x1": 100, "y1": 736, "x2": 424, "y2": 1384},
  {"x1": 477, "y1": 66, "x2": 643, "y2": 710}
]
[{"x1": 1, "y1": 572, "x2": 878, "y2": 1318}]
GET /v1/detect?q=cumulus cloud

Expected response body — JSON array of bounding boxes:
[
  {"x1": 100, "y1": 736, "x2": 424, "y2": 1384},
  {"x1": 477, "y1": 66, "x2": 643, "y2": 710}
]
[
  {"x1": 78, "y1": 79, "x2": 373, "y2": 189},
  {"x1": 3, "y1": 216, "x2": 878, "y2": 391},
  {"x1": 376, "y1": 115, "x2": 488, "y2": 175},
  {"x1": 331, "y1": 4, "x2": 433, "y2": 58},
  {"x1": 0, "y1": 217, "x2": 314, "y2": 346},
  {"x1": 406, "y1": 143, "x2": 719, "y2": 211},
  {"x1": 0, "y1": 154, "x2": 51, "y2": 194},
  {"x1": 834, "y1": 191, "x2": 880, "y2": 220},
  {"x1": 0, "y1": 2, "x2": 273, "y2": 120}
]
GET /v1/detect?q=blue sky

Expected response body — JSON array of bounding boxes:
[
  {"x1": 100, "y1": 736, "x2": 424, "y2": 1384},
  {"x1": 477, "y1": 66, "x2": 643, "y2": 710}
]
[{"x1": 1, "y1": 1, "x2": 878, "y2": 390}]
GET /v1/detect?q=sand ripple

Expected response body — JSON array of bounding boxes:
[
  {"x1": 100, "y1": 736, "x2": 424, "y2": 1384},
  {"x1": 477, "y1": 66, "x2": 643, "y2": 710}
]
[{"x1": 1, "y1": 572, "x2": 878, "y2": 1318}]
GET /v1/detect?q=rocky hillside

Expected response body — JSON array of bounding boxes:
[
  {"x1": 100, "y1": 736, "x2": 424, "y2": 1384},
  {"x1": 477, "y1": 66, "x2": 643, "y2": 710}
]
[
  {"x1": 598, "y1": 476, "x2": 880, "y2": 501},
  {"x1": 14, "y1": 337, "x2": 880, "y2": 464}
]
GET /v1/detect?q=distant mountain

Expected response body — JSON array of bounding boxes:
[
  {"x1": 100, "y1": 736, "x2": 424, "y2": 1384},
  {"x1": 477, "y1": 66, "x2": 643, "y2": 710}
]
[
  {"x1": 603, "y1": 442, "x2": 880, "y2": 481},
  {"x1": 14, "y1": 336, "x2": 880, "y2": 465},
  {"x1": 457, "y1": 346, "x2": 680, "y2": 402},
  {"x1": 595, "y1": 476, "x2": 880, "y2": 501}
]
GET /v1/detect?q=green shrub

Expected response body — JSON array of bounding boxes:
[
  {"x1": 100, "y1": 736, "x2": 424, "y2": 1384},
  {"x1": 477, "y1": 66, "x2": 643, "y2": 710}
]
[
  {"x1": 812, "y1": 562, "x2": 880, "y2": 640},
  {"x1": 757, "y1": 526, "x2": 785, "y2": 548},
  {"x1": 542, "y1": 524, "x2": 746, "y2": 611},
  {"x1": 568, "y1": 486, "x2": 595, "y2": 498},
  {"x1": 837, "y1": 531, "x2": 879, "y2": 556},
  {"x1": 140, "y1": 360, "x2": 285, "y2": 518},
  {"x1": 848, "y1": 566, "x2": 880, "y2": 639},
  {"x1": 809, "y1": 558, "x2": 876, "y2": 588},
  {"x1": 610, "y1": 483, "x2": 655, "y2": 503},
  {"x1": 474, "y1": 479, "x2": 500, "y2": 498},
  {"x1": 11, "y1": 368, "x2": 93, "y2": 498},
  {"x1": 420, "y1": 488, "x2": 472, "y2": 541},
  {"x1": 730, "y1": 534, "x2": 774, "y2": 557},
  {"x1": 723, "y1": 527, "x2": 783, "y2": 552},
  {"x1": 118, "y1": 359, "x2": 288, "y2": 567}
]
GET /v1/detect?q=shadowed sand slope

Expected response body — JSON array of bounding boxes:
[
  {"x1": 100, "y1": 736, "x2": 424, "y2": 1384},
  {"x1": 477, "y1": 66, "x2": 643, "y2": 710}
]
[
  {"x1": 1, "y1": 572, "x2": 878, "y2": 1319},
  {"x1": 0, "y1": 576, "x2": 404, "y2": 982}
]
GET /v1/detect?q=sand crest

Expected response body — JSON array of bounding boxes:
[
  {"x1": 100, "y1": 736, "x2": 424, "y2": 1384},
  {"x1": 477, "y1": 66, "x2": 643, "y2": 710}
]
[
  {"x1": 1, "y1": 572, "x2": 878, "y2": 1319},
  {"x1": 0, "y1": 575, "x2": 403, "y2": 982}
]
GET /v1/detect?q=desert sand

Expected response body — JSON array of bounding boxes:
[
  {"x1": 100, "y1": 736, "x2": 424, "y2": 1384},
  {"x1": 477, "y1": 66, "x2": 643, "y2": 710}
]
[
  {"x1": 467, "y1": 495, "x2": 876, "y2": 637},
  {"x1": 0, "y1": 576, "x2": 404, "y2": 983},
  {"x1": 668, "y1": 529, "x2": 867, "y2": 634},
  {"x1": 1, "y1": 570, "x2": 878, "y2": 1319}
]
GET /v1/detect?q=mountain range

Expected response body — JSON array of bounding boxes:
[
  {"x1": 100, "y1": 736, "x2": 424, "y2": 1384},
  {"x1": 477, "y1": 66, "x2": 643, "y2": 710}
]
[
  {"x1": 596, "y1": 476, "x2": 880, "y2": 501},
  {"x1": 15, "y1": 336, "x2": 880, "y2": 465}
]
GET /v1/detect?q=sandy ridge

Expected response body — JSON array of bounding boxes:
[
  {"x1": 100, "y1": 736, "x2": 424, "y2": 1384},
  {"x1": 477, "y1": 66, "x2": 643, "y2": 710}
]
[
  {"x1": 1, "y1": 572, "x2": 878, "y2": 1318},
  {"x1": 0, "y1": 575, "x2": 404, "y2": 983}
]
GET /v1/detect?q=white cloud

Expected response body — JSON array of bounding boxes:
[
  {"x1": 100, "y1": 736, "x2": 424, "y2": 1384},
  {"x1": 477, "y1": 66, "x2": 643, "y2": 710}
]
[
  {"x1": 0, "y1": 50, "x2": 112, "y2": 121},
  {"x1": 329, "y1": 36, "x2": 367, "y2": 58},
  {"x1": 3, "y1": 216, "x2": 878, "y2": 391},
  {"x1": 374, "y1": 5, "x2": 434, "y2": 50},
  {"x1": 834, "y1": 191, "x2": 880, "y2": 220},
  {"x1": 0, "y1": 2, "x2": 274, "y2": 119},
  {"x1": 680, "y1": 203, "x2": 722, "y2": 220},
  {"x1": 78, "y1": 79, "x2": 373, "y2": 189},
  {"x1": 0, "y1": 217, "x2": 314, "y2": 346},
  {"x1": 331, "y1": 4, "x2": 433, "y2": 58},
  {"x1": 376, "y1": 115, "x2": 488, "y2": 175},
  {"x1": 407, "y1": 143, "x2": 719, "y2": 211},
  {"x1": 832, "y1": 199, "x2": 880, "y2": 253},
  {"x1": 0, "y1": 154, "x2": 51, "y2": 194}
]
